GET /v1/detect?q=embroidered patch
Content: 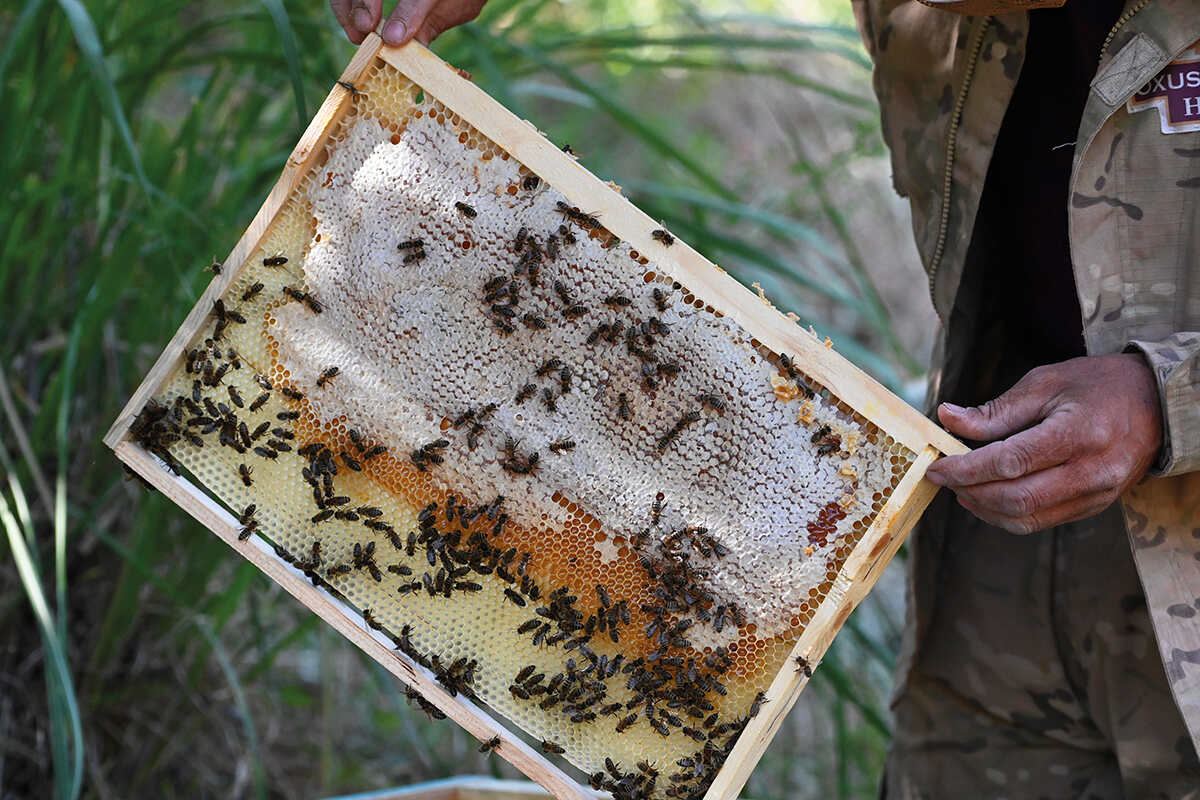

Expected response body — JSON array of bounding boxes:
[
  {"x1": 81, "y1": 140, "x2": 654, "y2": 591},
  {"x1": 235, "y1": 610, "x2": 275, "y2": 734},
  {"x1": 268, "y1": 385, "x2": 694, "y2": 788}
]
[{"x1": 1127, "y1": 39, "x2": 1200, "y2": 133}]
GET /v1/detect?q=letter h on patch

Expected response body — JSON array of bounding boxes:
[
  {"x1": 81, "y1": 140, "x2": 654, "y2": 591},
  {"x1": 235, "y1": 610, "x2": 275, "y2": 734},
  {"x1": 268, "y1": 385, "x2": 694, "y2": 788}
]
[{"x1": 1128, "y1": 39, "x2": 1200, "y2": 133}]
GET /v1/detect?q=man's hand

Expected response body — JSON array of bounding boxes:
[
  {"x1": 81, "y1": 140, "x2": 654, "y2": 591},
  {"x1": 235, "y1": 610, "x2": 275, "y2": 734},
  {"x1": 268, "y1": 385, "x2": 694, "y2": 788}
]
[
  {"x1": 331, "y1": 0, "x2": 487, "y2": 46},
  {"x1": 925, "y1": 353, "x2": 1162, "y2": 534}
]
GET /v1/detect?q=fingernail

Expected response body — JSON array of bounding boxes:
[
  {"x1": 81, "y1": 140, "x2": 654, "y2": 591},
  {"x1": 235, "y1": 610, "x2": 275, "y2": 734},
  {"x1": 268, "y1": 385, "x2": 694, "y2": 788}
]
[
  {"x1": 940, "y1": 402, "x2": 966, "y2": 415},
  {"x1": 383, "y1": 20, "x2": 407, "y2": 44},
  {"x1": 353, "y1": 7, "x2": 373, "y2": 30},
  {"x1": 924, "y1": 468, "x2": 946, "y2": 486}
]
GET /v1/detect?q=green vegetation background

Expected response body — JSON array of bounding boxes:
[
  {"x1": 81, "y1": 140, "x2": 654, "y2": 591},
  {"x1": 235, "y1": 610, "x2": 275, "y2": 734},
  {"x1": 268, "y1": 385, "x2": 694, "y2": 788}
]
[{"x1": 0, "y1": 1, "x2": 933, "y2": 797}]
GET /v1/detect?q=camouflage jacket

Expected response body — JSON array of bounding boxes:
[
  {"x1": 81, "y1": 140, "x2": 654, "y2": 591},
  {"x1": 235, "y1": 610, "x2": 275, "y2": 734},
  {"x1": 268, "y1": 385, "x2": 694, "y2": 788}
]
[{"x1": 853, "y1": 0, "x2": 1200, "y2": 751}]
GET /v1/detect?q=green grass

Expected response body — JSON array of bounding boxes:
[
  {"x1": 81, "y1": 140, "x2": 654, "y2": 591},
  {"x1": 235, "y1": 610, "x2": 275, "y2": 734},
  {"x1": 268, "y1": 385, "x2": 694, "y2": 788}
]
[{"x1": 0, "y1": 1, "x2": 907, "y2": 797}]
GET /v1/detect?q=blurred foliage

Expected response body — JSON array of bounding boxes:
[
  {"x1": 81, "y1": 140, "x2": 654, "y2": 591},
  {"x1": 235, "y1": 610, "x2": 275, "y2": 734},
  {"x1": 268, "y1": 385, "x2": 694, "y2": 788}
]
[{"x1": 0, "y1": 0, "x2": 908, "y2": 798}]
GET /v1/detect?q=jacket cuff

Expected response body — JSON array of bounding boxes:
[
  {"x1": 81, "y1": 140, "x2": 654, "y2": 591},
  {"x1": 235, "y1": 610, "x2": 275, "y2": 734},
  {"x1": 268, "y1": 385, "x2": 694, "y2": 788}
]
[{"x1": 1124, "y1": 332, "x2": 1200, "y2": 477}]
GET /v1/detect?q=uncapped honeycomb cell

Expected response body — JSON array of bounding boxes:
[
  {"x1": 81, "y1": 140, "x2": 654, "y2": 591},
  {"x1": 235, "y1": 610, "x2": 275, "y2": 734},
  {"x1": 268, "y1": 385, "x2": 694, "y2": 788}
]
[{"x1": 128, "y1": 59, "x2": 917, "y2": 800}]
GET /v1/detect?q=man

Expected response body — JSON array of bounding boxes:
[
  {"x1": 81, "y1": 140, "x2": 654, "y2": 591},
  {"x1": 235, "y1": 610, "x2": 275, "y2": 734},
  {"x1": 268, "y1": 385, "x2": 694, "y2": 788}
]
[
  {"x1": 335, "y1": 1, "x2": 1200, "y2": 794},
  {"x1": 851, "y1": 1, "x2": 1200, "y2": 795}
]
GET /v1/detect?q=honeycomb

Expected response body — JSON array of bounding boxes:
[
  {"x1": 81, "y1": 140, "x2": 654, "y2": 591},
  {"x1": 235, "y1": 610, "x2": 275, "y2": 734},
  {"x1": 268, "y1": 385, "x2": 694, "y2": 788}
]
[{"x1": 128, "y1": 59, "x2": 915, "y2": 800}]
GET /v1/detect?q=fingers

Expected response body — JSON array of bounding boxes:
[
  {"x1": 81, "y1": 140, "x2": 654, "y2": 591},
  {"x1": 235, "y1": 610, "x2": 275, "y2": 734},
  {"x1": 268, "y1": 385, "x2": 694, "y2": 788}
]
[
  {"x1": 956, "y1": 485, "x2": 1117, "y2": 535},
  {"x1": 331, "y1": 0, "x2": 382, "y2": 43},
  {"x1": 382, "y1": 0, "x2": 439, "y2": 45},
  {"x1": 925, "y1": 409, "x2": 1078, "y2": 488},
  {"x1": 950, "y1": 457, "x2": 1107, "y2": 515},
  {"x1": 937, "y1": 365, "x2": 1062, "y2": 443}
]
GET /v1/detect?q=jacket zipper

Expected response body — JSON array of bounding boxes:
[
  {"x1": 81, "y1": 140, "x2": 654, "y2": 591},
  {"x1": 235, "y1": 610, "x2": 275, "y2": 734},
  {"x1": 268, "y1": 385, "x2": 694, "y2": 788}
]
[
  {"x1": 1099, "y1": 0, "x2": 1151, "y2": 60},
  {"x1": 927, "y1": 0, "x2": 1147, "y2": 319},
  {"x1": 926, "y1": 17, "x2": 991, "y2": 319}
]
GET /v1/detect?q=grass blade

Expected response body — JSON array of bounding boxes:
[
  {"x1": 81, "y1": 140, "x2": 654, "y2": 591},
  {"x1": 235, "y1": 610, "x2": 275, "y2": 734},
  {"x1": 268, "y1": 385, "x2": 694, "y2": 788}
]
[
  {"x1": 56, "y1": 0, "x2": 150, "y2": 193},
  {"x1": 0, "y1": 0, "x2": 46, "y2": 86},
  {"x1": 1, "y1": 488, "x2": 84, "y2": 800},
  {"x1": 258, "y1": 0, "x2": 308, "y2": 129},
  {"x1": 54, "y1": 322, "x2": 83, "y2": 644}
]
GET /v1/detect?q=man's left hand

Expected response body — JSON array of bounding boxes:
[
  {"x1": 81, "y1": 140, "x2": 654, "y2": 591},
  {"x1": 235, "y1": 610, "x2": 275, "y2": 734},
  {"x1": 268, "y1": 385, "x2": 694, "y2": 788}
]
[{"x1": 925, "y1": 353, "x2": 1163, "y2": 534}]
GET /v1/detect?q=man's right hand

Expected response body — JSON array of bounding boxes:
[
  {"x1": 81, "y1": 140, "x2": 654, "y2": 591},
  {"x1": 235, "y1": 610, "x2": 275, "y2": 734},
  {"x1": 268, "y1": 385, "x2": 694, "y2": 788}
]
[{"x1": 331, "y1": 0, "x2": 488, "y2": 47}]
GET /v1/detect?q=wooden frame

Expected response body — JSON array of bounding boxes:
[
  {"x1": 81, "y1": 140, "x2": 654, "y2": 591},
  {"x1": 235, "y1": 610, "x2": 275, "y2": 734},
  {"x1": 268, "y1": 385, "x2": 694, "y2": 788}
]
[
  {"x1": 106, "y1": 34, "x2": 966, "y2": 800},
  {"x1": 321, "y1": 775, "x2": 553, "y2": 800}
]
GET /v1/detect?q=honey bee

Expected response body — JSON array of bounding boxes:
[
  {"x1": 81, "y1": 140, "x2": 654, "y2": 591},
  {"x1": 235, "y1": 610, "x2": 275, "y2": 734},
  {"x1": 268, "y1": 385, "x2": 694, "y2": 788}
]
[
  {"x1": 336, "y1": 80, "x2": 361, "y2": 98},
  {"x1": 279, "y1": 386, "x2": 304, "y2": 401},
  {"x1": 696, "y1": 392, "x2": 725, "y2": 413},
  {"x1": 363, "y1": 444, "x2": 387, "y2": 459},
  {"x1": 238, "y1": 463, "x2": 253, "y2": 486},
  {"x1": 403, "y1": 249, "x2": 426, "y2": 265},
  {"x1": 504, "y1": 588, "x2": 526, "y2": 607},
  {"x1": 536, "y1": 358, "x2": 562, "y2": 377},
  {"x1": 316, "y1": 366, "x2": 339, "y2": 388},
  {"x1": 262, "y1": 255, "x2": 288, "y2": 267},
  {"x1": 341, "y1": 451, "x2": 362, "y2": 471},
  {"x1": 397, "y1": 238, "x2": 424, "y2": 250},
  {"x1": 479, "y1": 735, "x2": 502, "y2": 753},
  {"x1": 206, "y1": 259, "x2": 222, "y2": 275},
  {"x1": 514, "y1": 383, "x2": 536, "y2": 404},
  {"x1": 454, "y1": 201, "x2": 477, "y2": 218},
  {"x1": 510, "y1": 684, "x2": 530, "y2": 700},
  {"x1": 548, "y1": 438, "x2": 575, "y2": 453},
  {"x1": 559, "y1": 366, "x2": 572, "y2": 393},
  {"x1": 563, "y1": 304, "x2": 588, "y2": 319},
  {"x1": 522, "y1": 313, "x2": 548, "y2": 330},
  {"x1": 241, "y1": 282, "x2": 264, "y2": 302},
  {"x1": 466, "y1": 423, "x2": 484, "y2": 450},
  {"x1": 253, "y1": 446, "x2": 277, "y2": 460},
  {"x1": 362, "y1": 609, "x2": 382, "y2": 630},
  {"x1": 237, "y1": 519, "x2": 258, "y2": 541},
  {"x1": 514, "y1": 226, "x2": 528, "y2": 251},
  {"x1": 604, "y1": 294, "x2": 632, "y2": 307},
  {"x1": 227, "y1": 386, "x2": 244, "y2": 408},
  {"x1": 522, "y1": 175, "x2": 540, "y2": 191},
  {"x1": 617, "y1": 392, "x2": 631, "y2": 421},
  {"x1": 249, "y1": 392, "x2": 269, "y2": 412},
  {"x1": 540, "y1": 739, "x2": 565, "y2": 755},
  {"x1": 541, "y1": 388, "x2": 557, "y2": 412},
  {"x1": 516, "y1": 619, "x2": 540, "y2": 635},
  {"x1": 794, "y1": 655, "x2": 813, "y2": 678},
  {"x1": 494, "y1": 319, "x2": 515, "y2": 334},
  {"x1": 545, "y1": 234, "x2": 559, "y2": 261},
  {"x1": 651, "y1": 228, "x2": 675, "y2": 246},
  {"x1": 748, "y1": 691, "x2": 767, "y2": 719}
]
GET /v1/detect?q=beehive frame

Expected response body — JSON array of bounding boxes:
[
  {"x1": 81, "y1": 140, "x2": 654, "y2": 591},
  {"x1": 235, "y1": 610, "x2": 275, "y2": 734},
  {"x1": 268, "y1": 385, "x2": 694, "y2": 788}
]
[{"x1": 106, "y1": 35, "x2": 966, "y2": 800}]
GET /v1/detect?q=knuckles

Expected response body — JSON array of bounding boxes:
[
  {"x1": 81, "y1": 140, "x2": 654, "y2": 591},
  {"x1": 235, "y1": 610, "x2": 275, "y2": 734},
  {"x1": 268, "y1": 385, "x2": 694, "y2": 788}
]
[{"x1": 994, "y1": 446, "x2": 1029, "y2": 481}]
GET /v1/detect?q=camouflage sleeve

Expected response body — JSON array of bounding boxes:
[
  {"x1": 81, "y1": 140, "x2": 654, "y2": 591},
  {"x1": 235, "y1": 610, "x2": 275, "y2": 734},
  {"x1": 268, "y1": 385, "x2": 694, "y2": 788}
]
[{"x1": 1125, "y1": 332, "x2": 1200, "y2": 477}]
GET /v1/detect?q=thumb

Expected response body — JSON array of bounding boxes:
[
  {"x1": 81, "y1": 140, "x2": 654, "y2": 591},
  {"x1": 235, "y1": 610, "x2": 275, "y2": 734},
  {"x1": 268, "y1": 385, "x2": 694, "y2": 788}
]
[
  {"x1": 938, "y1": 369, "x2": 1058, "y2": 443},
  {"x1": 382, "y1": 0, "x2": 438, "y2": 45}
]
